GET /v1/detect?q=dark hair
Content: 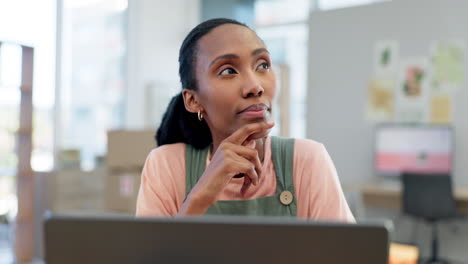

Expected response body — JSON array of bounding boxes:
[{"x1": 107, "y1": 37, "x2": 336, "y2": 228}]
[{"x1": 156, "y1": 18, "x2": 249, "y2": 149}]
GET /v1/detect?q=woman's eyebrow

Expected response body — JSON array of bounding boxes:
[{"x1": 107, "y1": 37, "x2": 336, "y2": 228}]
[
  {"x1": 209, "y1": 54, "x2": 239, "y2": 67},
  {"x1": 209, "y1": 48, "x2": 270, "y2": 68},
  {"x1": 252, "y1": 48, "x2": 269, "y2": 57}
]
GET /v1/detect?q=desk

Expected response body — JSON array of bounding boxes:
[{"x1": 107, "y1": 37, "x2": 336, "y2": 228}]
[{"x1": 344, "y1": 181, "x2": 468, "y2": 216}]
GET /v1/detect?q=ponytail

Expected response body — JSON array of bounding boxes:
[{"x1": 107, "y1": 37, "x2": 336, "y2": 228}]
[{"x1": 156, "y1": 93, "x2": 212, "y2": 149}]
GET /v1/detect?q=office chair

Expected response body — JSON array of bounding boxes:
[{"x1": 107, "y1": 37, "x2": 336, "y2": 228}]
[{"x1": 401, "y1": 172, "x2": 460, "y2": 264}]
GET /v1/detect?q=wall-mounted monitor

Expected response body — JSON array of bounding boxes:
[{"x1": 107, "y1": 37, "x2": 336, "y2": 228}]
[{"x1": 375, "y1": 124, "x2": 453, "y2": 177}]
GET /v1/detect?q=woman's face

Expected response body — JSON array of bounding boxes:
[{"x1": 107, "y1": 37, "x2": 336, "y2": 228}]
[{"x1": 194, "y1": 24, "x2": 276, "y2": 139}]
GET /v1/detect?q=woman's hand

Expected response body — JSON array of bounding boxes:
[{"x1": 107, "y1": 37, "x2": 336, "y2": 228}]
[{"x1": 177, "y1": 120, "x2": 274, "y2": 216}]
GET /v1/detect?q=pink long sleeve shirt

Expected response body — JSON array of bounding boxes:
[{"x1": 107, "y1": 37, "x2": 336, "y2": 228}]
[{"x1": 136, "y1": 137, "x2": 354, "y2": 222}]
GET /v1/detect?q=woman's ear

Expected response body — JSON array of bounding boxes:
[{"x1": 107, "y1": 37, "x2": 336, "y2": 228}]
[{"x1": 182, "y1": 89, "x2": 202, "y2": 113}]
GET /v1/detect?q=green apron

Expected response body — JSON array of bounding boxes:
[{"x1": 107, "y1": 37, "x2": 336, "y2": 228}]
[{"x1": 185, "y1": 136, "x2": 297, "y2": 217}]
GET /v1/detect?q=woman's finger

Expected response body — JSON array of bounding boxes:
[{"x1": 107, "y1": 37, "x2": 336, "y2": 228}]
[
  {"x1": 240, "y1": 176, "x2": 252, "y2": 196},
  {"x1": 226, "y1": 143, "x2": 262, "y2": 180},
  {"x1": 229, "y1": 155, "x2": 259, "y2": 186},
  {"x1": 224, "y1": 121, "x2": 274, "y2": 145}
]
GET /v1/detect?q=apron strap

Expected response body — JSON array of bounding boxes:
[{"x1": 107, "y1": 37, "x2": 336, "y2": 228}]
[
  {"x1": 185, "y1": 144, "x2": 210, "y2": 198},
  {"x1": 270, "y1": 136, "x2": 296, "y2": 195}
]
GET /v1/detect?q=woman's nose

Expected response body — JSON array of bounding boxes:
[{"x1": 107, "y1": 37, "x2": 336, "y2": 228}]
[{"x1": 242, "y1": 73, "x2": 265, "y2": 98}]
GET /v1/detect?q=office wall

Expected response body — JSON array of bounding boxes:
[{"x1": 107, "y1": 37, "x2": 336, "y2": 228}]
[
  {"x1": 307, "y1": 0, "x2": 468, "y2": 185},
  {"x1": 125, "y1": 0, "x2": 200, "y2": 130}
]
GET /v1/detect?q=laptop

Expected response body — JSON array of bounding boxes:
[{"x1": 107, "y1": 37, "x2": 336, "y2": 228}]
[{"x1": 44, "y1": 214, "x2": 390, "y2": 264}]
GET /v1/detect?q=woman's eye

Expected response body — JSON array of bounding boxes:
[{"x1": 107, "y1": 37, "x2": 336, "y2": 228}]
[
  {"x1": 219, "y1": 67, "x2": 237, "y2": 76},
  {"x1": 257, "y1": 62, "x2": 270, "y2": 71}
]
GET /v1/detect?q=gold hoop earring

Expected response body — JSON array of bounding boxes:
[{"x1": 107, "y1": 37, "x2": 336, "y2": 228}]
[{"x1": 198, "y1": 110, "x2": 204, "y2": 121}]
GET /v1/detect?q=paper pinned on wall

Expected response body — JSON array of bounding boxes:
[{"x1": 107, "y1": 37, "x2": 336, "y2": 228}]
[
  {"x1": 366, "y1": 78, "x2": 395, "y2": 121},
  {"x1": 430, "y1": 94, "x2": 452, "y2": 124},
  {"x1": 374, "y1": 41, "x2": 399, "y2": 77},
  {"x1": 395, "y1": 58, "x2": 430, "y2": 123},
  {"x1": 430, "y1": 40, "x2": 466, "y2": 93}
]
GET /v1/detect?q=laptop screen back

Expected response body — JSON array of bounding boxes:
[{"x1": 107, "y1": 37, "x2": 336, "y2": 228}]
[{"x1": 44, "y1": 215, "x2": 390, "y2": 264}]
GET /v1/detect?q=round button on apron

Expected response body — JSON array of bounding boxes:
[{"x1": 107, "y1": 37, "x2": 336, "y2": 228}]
[{"x1": 279, "y1": 190, "x2": 293, "y2": 205}]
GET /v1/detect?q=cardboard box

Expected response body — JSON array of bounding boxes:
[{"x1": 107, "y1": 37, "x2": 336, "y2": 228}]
[
  {"x1": 57, "y1": 149, "x2": 81, "y2": 169},
  {"x1": 53, "y1": 167, "x2": 142, "y2": 214},
  {"x1": 104, "y1": 171, "x2": 141, "y2": 214},
  {"x1": 106, "y1": 130, "x2": 156, "y2": 170},
  {"x1": 53, "y1": 168, "x2": 106, "y2": 213}
]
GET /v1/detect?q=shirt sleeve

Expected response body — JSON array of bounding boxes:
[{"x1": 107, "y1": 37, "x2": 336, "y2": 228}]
[
  {"x1": 294, "y1": 139, "x2": 355, "y2": 222},
  {"x1": 135, "y1": 144, "x2": 186, "y2": 217}
]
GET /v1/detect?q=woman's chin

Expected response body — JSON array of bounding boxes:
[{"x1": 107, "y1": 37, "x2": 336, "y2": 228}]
[{"x1": 246, "y1": 129, "x2": 272, "y2": 141}]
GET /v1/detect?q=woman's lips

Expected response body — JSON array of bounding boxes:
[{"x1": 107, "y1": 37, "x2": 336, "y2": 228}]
[
  {"x1": 237, "y1": 104, "x2": 269, "y2": 118},
  {"x1": 238, "y1": 108, "x2": 266, "y2": 118}
]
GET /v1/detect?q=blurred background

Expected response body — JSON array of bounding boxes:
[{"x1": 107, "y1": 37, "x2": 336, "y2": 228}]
[{"x1": 0, "y1": 0, "x2": 467, "y2": 263}]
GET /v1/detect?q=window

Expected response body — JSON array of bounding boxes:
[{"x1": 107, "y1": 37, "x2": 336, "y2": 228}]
[
  {"x1": 318, "y1": 0, "x2": 388, "y2": 10},
  {"x1": 59, "y1": 0, "x2": 127, "y2": 170},
  {"x1": 255, "y1": 0, "x2": 310, "y2": 26},
  {"x1": 0, "y1": 0, "x2": 56, "y2": 220}
]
